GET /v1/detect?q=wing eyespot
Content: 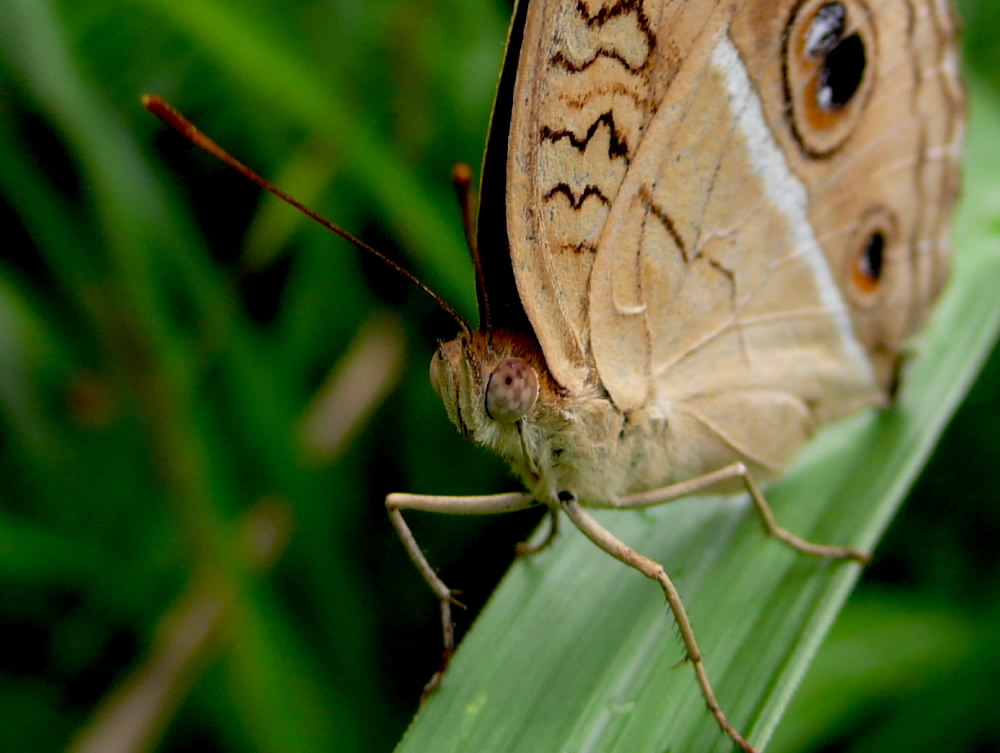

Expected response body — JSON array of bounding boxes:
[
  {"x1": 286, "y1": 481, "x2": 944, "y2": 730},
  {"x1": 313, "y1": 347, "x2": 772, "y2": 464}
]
[
  {"x1": 844, "y1": 206, "x2": 897, "y2": 305},
  {"x1": 783, "y1": 0, "x2": 876, "y2": 158},
  {"x1": 852, "y1": 230, "x2": 885, "y2": 294}
]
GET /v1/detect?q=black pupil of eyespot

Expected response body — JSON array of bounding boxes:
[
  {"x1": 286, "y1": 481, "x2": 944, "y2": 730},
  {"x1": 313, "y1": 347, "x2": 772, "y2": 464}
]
[
  {"x1": 807, "y1": 3, "x2": 866, "y2": 111},
  {"x1": 821, "y1": 34, "x2": 865, "y2": 109},
  {"x1": 861, "y1": 232, "x2": 885, "y2": 281}
]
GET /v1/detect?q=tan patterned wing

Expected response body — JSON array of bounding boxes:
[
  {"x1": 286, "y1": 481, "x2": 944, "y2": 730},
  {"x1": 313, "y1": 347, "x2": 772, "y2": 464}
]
[
  {"x1": 507, "y1": 0, "x2": 715, "y2": 394},
  {"x1": 507, "y1": 0, "x2": 962, "y2": 473}
]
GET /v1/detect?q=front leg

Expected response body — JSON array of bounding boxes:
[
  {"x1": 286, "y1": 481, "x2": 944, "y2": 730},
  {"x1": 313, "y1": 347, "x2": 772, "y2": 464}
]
[{"x1": 385, "y1": 491, "x2": 537, "y2": 696}]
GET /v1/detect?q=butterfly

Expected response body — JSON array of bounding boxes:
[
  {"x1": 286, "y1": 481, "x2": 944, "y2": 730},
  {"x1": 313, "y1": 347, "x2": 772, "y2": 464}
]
[
  {"x1": 145, "y1": 0, "x2": 963, "y2": 750},
  {"x1": 384, "y1": 1, "x2": 964, "y2": 751}
]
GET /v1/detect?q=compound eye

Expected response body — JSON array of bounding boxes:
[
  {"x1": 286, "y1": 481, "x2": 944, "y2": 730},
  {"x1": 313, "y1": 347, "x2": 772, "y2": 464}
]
[{"x1": 485, "y1": 358, "x2": 539, "y2": 423}]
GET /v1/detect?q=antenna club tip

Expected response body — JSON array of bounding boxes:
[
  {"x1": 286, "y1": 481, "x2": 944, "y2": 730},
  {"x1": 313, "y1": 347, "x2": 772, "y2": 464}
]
[
  {"x1": 142, "y1": 93, "x2": 179, "y2": 125},
  {"x1": 451, "y1": 163, "x2": 473, "y2": 186}
]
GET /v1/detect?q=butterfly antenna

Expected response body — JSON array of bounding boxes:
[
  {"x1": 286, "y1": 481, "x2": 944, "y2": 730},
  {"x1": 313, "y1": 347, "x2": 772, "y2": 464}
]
[
  {"x1": 142, "y1": 94, "x2": 471, "y2": 334},
  {"x1": 451, "y1": 163, "x2": 490, "y2": 331}
]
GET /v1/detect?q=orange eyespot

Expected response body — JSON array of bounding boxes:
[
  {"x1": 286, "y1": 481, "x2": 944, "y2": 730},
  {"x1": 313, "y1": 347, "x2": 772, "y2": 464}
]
[
  {"x1": 852, "y1": 231, "x2": 885, "y2": 294},
  {"x1": 801, "y1": 3, "x2": 865, "y2": 113},
  {"x1": 485, "y1": 358, "x2": 539, "y2": 423},
  {"x1": 783, "y1": 0, "x2": 875, "y2": 158},
  {"x1": 844, "y1": 206, "x2": 896, "y2": 304}
]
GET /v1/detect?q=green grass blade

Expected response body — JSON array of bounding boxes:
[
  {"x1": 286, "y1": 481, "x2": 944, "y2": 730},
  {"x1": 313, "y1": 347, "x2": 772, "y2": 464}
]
[
  {"x1": 394, "y1": 78, "x2": 1000, "y2": 753},
  {"x1": 768, "y1": 593, "x2": 980, "y2": 753}
]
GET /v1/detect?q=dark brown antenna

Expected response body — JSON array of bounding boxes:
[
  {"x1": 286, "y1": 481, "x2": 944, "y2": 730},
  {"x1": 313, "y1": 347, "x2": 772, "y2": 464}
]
[
  {"x1": 142, "y1": 94, "x2": 471, "y2": 334},
  {"x1": 451, "y1": 163, "x2": 490, "y2": 331}
]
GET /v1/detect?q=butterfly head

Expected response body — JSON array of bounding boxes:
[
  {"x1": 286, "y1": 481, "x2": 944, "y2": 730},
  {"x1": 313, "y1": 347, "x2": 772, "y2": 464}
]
[{"x1": 429, "y1": 329, "x2": 550, "y2": 477}]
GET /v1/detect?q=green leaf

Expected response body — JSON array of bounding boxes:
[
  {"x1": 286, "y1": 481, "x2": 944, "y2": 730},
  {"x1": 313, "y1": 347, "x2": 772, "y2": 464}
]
[
  {"x1": 394, "y1": 79, "x2": 1000, "y2": 753},
  {"x1": 768, "y1": 593, "x2": 981, "y2": 753}
]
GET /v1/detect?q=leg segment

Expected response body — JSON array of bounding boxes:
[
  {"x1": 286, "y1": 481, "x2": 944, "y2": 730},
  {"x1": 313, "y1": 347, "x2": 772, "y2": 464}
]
[
  {"x1": 560, "y1": 495, "x2": 759, "y2": 753},
  {"x1": 609, "y1": 462, "x2": 869, "y2": 563},
  {"x1": 385, "y1": 491, "x2": 537, "y2": 696},
  {"x1": 515, "y1": 507, "x2": 560, "y2": 556}
]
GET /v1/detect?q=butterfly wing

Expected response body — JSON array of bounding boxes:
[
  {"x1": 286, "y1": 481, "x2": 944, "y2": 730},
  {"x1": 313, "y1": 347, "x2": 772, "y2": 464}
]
[
  {"x1": 473, "y1": 0, "x2": 534, "y2": 336},
  {"x1": 505, "y1": 0, "x2": 703, "y2": 394},
  {"x1": 505, "y1": 0, "x2": 961, "y2": 474}
]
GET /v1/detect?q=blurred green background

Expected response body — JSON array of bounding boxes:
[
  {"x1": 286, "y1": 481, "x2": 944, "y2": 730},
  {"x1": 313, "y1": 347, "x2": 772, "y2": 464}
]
[{"x1": 0, "y1": 1, "x2": 997, "y2": 751}]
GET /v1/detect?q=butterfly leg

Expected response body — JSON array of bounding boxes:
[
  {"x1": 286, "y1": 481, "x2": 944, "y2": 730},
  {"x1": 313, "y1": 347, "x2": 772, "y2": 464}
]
[
  {"x1": 611, "y1": 462, "x2": 869, "y2": 563},
  {"x1": 559, "y1": 494, "x2": 759, "y2": 753},
  {"x1": 385, "y1": 491, "x2": 537, "y2": 697},
  {"x1": 515, "y1": 507, "x2": 560, "y2": 556},
  {"x1": 738, "y1": 467, "x2": 870, "y2": 563}
]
